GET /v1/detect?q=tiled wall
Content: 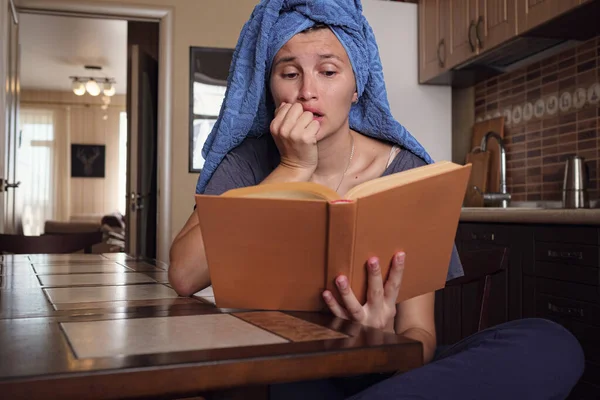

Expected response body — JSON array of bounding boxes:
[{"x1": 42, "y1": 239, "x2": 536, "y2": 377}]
[{"x1": 474, "y1": 36, "x2": 600, "y2": 202}]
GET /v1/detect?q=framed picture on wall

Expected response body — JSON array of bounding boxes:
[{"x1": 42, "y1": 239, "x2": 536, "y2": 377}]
[
  {"x1": 71, "y1": 144, "x2": 106, "y2": 178},
  {"x1": 189, "y1": 46, "x2": 234, "y2": 173}
]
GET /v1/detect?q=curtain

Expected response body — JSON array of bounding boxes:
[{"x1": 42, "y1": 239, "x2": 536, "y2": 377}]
[{"x1": 17, "y1": 107, "x2": 70, "y2": 235}]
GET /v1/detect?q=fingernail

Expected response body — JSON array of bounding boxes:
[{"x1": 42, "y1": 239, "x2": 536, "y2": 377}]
[
  {"x1": 336, "y1": 276, "x2": 348, "y2": 290},
  {"x1": 323, "y1": 291, "x2": 331, "y2": 300},
  {"x1": 396, "y1": 252, "x2": 405, "y2": 264},
  {"x1": 368, "y1": 257, "x2": 379, "y2": 271}
]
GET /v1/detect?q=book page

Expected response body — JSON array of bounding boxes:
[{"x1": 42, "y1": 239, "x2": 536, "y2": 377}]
[
  {"x1": 239, "y1": 191, "x2": 330, "y2": 200},
  {"x1": 345, "y1": 161, "x2": 459, "y2": 200},
  {"x1": 222, "y1": 181, "x2": 341, "y2": 201}
]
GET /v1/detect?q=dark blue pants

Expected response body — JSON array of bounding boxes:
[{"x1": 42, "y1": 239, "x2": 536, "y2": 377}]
[{"x1": 269, "y1": 318, "x2": 585, "y2": 400}]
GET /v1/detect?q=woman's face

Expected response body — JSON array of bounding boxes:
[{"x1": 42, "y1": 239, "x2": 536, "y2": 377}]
[{"x1": 269, "y1": 28, "x2": 358, "y2": 141}]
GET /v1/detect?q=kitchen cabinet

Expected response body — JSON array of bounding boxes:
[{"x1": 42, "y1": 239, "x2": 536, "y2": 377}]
[
  {"x1": 446, "y1": 0, "x2": 480, "y2": 70},
  {"x1": 435, "y1": 223, "x2": 529, "y2": 345},
  {"x1": 437, "y1": 222, "x2": 600, "y2": 398},
  {"x1": 418, "y1": 0, "x2": 450, "y2": 83},
  {"x1": 477, "y1": 0, "x2": 517, "y2": 51},
  {"x1": 418, "y1": 0, "x2": 517, "y2": 83},
  {"x1": 523, "y1": 225, "x2": 600, "y2": 399},
  {"x1": 418, "y1": 0, "x2": 586, "y2": 84},
  {"x1": 516, "y1": 0, "x2": 581, "y2": 34},
  {"x1": 435, "y1": 222, "x2": 600, "y2": 400}
]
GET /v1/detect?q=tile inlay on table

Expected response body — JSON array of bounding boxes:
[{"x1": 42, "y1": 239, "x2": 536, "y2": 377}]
[
  {"x1": 0, "y1": 264, "x2": 36, "y2": 275},
  {"x1": 0, "y1": 255, "x2": 31, "y2": 262},
  {"x1": 61, "y1": 314, "x2": 288, "y2": 358},
  {"x1": 52, "y1": 297, "x2": 201, "y2": 311},
  {"x1": 0, "y1": 288, "x2": 54, "y2": 318},
  {"x1": 194, "y1": 286, "x2": 215, "y2": 304},
  {"x1": 44, "y1": 284, "x2": 180, "y2": 306},
  {"x1": 29, "y1": 254, "x2": 107, "y2": 262},
  {"x1": 234, "y1": 311, "x2": 349, "y2": 342},
  {"x1": 101, "y1": 253, "x2": 134, "y2": 261},
  {"x1": 142, "y1": 271, "x2": 169, "y2": 283},
  {"x1": 0, "y1": 274, "x2": 42, "y2": 289},
  {"x1": 38, "y1": 273, "x2": 157, "y2": 287},
  {"x1": 33, "y1": 264, "x2": 131, "y2": 275}
]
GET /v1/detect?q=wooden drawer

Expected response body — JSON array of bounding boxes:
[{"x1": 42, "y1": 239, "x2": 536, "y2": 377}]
[
  {"x1": 525, "y1": 277, "x2": 600, "y2": 306},
  {"x1": 535, "y1": 242, "x2": 599, "y2": 268},
  {"x1": 535, "y1": 226, "x2": 599, "y2": 245},
  {"x1": 537, "y1": 294, "x2": 600, "y2": 327},
  {"x1": 525, "y1": 261, "x2": 599, "y2": 286},
  {"x1": 459, "y1": 224, "x2": 511, "y2": 246}
]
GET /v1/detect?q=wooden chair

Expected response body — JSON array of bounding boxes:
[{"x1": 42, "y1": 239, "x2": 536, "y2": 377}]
[
  {"x1": 0, "y1": 231, "x2": 104, "y2": 254},
  {"x1": 445, "y1": 247, "x2": 509, "y2": 332}
]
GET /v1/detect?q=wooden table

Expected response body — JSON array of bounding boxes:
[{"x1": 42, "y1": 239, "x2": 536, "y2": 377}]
[{"x1": 0, "y1": 253, "x2": 423, "y2": 399}]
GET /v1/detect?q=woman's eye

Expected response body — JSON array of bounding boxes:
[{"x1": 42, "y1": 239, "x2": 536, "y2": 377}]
[
  {"x1": 323, "y1": 71, "x2": 337, "y2": 77},
  {"x1": 282, "y1": 73, "x2": 298, "y2": 79}
]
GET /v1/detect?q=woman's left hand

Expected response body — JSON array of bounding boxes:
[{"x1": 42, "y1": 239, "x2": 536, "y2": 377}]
[{"x1": 322, "y1": 252, "x2": 405, "y2": 332}]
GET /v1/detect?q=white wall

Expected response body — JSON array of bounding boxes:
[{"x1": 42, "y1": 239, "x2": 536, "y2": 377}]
[{"x1": 362, "y1": 0, "x2": 452, "y2": 162}]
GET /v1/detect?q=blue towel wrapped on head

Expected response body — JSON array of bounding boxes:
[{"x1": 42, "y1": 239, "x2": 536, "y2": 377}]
[{"x1": 196, "y1": 0, "x2": 434, "y2": 194}]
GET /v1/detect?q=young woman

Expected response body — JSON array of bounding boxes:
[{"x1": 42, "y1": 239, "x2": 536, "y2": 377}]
[{"x1": 170, "y1": 1, "x2": 584, "y2": 398}]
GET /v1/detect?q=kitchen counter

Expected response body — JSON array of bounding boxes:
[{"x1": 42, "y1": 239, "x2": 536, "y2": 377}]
[{"x1": 460, "y1": 205, "x2": 600, "y2": 225}]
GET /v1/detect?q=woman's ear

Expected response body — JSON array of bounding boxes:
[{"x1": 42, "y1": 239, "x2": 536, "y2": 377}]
[{"x1": 352, "y1": 91, "x2": 358, "y2": 104}]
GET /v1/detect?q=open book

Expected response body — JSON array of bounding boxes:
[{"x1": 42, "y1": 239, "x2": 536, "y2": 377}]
[{"x1": 195, "y1": 161, "x2": 471, "y2": 312}]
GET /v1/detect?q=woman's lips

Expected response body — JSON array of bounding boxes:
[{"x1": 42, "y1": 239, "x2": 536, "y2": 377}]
[{"x1": 302, "y1": 107, "x2": 324, "y2": 122}]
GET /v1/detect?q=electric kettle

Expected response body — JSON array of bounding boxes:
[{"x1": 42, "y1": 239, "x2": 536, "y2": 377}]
[{"x1": 562, "y1": 155, "x2": 589, "y2": 208}]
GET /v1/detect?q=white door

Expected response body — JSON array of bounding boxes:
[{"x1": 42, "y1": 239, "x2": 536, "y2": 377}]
[{"x1": 0, "y1": 0, "x2": 21, "y2": 234}]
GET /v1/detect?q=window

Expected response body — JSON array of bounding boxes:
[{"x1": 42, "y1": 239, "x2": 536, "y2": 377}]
[
  {"x1": 189, "y1": 47, "x2": 234, "y2": 173},
  {"x1": 17, "y1": 109, "x2": 54, "y2": 235}
]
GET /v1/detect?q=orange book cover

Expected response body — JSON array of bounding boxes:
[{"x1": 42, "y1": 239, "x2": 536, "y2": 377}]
[{"x1": 195, "y1": 161, "x2": 471, "y2": 312}]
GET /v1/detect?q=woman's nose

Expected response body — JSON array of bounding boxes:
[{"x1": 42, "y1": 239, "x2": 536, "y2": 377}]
[{"x1": 298, "y1": 74, "x2": 317, "y2": 101}]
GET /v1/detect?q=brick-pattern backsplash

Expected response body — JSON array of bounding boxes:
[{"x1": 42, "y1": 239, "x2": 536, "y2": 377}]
[{"x1": 474, "y1": 36, "x2": 600, "y2": 202}]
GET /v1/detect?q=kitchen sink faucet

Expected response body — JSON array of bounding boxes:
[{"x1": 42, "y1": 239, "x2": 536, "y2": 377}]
[{"x1": 474, "y1": 131, "x2": 511, "y2": 208}]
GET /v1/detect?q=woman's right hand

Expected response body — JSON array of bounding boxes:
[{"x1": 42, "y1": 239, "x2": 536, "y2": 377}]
[{"x1": 270, "y1": 102, "x2": 320, "y2": 175}]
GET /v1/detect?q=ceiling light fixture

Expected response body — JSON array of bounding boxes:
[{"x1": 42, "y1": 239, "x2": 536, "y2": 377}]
[
  {"x1": 103, "y1": 82, "x2": 116, "y2": 97},
  {"x1": 69, "y1": 65, "x2": 117, "y2": 97},
  {"x1": 72, "y1": 79, "x2": 86, "y2": 96},
  {"x1": 85, "y1": 78, "x2": 101, "y2": 96}
]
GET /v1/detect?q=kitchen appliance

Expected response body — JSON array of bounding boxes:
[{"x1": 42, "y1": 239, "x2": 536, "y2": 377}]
[{"x1": 562, "y1": 155, "x2": 590, "y2": 209}]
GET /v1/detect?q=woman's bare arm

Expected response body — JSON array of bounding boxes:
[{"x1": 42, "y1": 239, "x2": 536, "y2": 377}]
[
  {"x1": 168, "y1": 210, "x2": 211, "y2": 296},
  {"x1": 395, "y1": 292, "x2": 437, "y2": 364}
]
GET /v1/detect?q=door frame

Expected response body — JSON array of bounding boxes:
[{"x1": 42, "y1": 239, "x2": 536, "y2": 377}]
[
  {"x1": 0, "y1": 0, "x2": 19, "y2": 233},
  {"x1": 12, "y1": 0, "x2": 173, "y2": 262}
]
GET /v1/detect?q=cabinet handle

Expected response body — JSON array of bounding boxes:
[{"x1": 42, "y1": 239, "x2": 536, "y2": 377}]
[
  {"x1": 475, "y1": 16, "x2": 484, "y2": 49},
  {"x1": 547, "y1": 250, "x2": 583, "y2": 260},
  {"x1": 547, "y1": 302, "x2": 584, "y2": 318},
  {"x1": 468, "y1": 20, "x2": 477, "y2": 52},
  {"x1": 470, "y1": 232, "x2": 495, "y2": 241},
  {"x1": 437, "y1": 39, "x2": 446, "y2": 68}
]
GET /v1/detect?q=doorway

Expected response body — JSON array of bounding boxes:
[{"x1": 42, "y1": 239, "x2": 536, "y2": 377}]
[
  {"x1": 18, "y1": 13, "x2": 129, "y2": 240},
  {"x1": 0, "y1": 0, "x2": 171, "y2": 260}
]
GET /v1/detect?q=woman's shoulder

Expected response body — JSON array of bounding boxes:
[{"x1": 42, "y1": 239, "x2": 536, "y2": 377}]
[
  {"x1": 201, "y1": 135, "x2": 280, "y2": 195},
  {"x1": 382, "y1": 146, "x2": 428, "y2": 176},
  {"x1": 228, "y1": 134, "x2": 279, "y2": 161}
]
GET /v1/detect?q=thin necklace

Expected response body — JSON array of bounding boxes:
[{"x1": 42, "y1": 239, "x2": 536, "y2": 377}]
[{"x1": 335, "y1": 133, "x2": 355, "y2": 192}]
